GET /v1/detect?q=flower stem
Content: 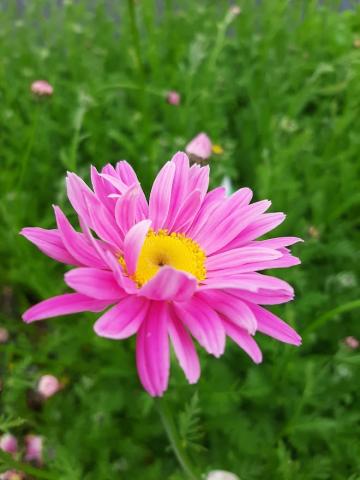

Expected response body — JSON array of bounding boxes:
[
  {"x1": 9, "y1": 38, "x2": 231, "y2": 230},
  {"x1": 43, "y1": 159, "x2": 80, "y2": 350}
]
[
  {"x1": 18, "y1": 103, "x2": 40, "y2": 188},
  {"x1": 127, "y1": 0, "x2": 144, "y2": 78},
  {"x1": 155, "y1": 397, "x2": 199, "y2": 480}
]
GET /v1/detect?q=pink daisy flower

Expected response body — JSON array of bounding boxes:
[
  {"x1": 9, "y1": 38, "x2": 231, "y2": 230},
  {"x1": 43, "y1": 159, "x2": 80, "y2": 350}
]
[
  {"x1": 30, "y1": 80, "x2": 53, "y2": 96},
  {"x1": 21, "y1": 152, "x2": 302, "y2": 396},
  {"x1": 37, "y1": 374, "x2": 61, "y2": 399},
  {"x1": 166, "y1": 90, "x2": 181, "y2": 106},
  {"x1": 24, "y1": 435, "x2": 42, "y2": 465}
]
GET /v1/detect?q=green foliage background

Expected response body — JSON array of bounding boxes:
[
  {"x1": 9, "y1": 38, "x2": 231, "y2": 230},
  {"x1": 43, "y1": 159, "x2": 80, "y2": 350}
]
[{"x1": 1, "y1": 1, "x2": 360, "y2": 478}]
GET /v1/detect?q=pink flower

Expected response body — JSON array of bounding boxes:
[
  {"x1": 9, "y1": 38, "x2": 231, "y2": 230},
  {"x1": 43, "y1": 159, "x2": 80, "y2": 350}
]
[
  {"x1": 24, "y1": 435, "x2": 42, "y2": 465},
  {"x1": 21, "y1": 152, "x2": 302, "y2": 396},
  {"x1": 37, "y1": 374, "x2": 61, "y2": 398},
  {"x1": 30, "y1": 80, "x2": 53, "y2": 96},
  {"x1": 229, "y1": 6, "x2": 241, "y2": 17},
  {"x1": 166, "y1": 91, "x2": 181, "y2": 106},
  {"x1": 0, "y1": 434, "x2": 18, "y2": 455},
  {"x1": 344, "y1": 336, "x2": 359, "y2": 349},
  {"x1": 0, "y1": 327, "x2": 9, "y2": 343},
  {"x1": 186, "y1": 133, "x2": 212, "y2": 162}
]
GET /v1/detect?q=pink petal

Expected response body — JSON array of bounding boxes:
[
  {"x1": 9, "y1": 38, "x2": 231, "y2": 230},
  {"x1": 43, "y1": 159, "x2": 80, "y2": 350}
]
[
  {"x1": 198, "y1": 290, "x2": 257, "y2": 334},
  {"x1": 124, "y1": 219, "x2": 151, "y2": 275},
  {"x1": 66, "y1": 172, "x2": 95, "y2": 227},
  {"x1": 139, "y1": 266, "x2": 197, "y2": 302},
  {"x1": 149, "y1": 161, "x2": 176, "y2": 230},
  {"x1": 114, "y1": 184, "x2": 142, "y2": 235},
  {"x1": 166, "y1": 152, "x2": 190, "y2": 221},
  {"x1": 168, "y1": 190, "x2": 202, "y2": 233},
  {"x1": 174, "y1": 296, "x2": 225, "y2": 357},
  {"x1": 94, "y1": 296, "x2": 149, "y2": 339},
  {"x1": 53, "y1": 206, "x2": 106, "y2": 268},
  {"x1": 64, "y1": 268, "x2": 125, "y2": 300},
  {"x1": 224, "y1": 320, "x2": 263, "y2": 363},
  {"x1": 136, "y1": 302, "x2": 170, "y2": 396},
  {"x1": 168, "y1": 306, "x2": 200, "y2": 384},
  {"x1": 115, "y1": 161, "x2": 149, "y2": 217},
  {"x1": 82, "y1": 190, "x2": 122, "y2": 249},
  {"x1": 253, "y1": 237, "x2": 303, "y2": 249},
  {"x1": 248, "y1": 303, "x2": 302, "y2": 345},
  {"x1": 206, "y1": 246, "x2": 282, "y2": 273},
  {"x1": 226, "y1": 212, "x2": 286, "y2": 249},
  {"x1": 187, "y1": 187, "x2": 226, "y2": 237},
  {"x1": 20, "y1": 227, "x2": 80, "y2": 266},
  {"x1": 22, "y1": 293, "x2": 110, "y2": 323},
  {"x1": 105, "y1": 251, "x2": 138, "y2": 294}
]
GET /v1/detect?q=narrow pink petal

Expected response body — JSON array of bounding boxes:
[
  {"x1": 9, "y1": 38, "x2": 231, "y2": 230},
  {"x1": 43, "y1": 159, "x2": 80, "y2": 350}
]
[
  {"x1": 186, "y1": 187, "x2": 226, "y2": 237},
  {"x1": 149, "y1": 161, "x2": 175, "y2": 230},
  {"x1": 20, "y1": 227, "x2": 80, "y2": 266},
  {"x1": 124, "y1": 219, "x2": 151, "y2": 275},
  {"x1": 248, "y1": 303, "x2": 302, "y2": 345},
  {"x1": 224, "y1": 320, "x2": 263, "y2": 363},
  {"x1": 105, "y1": 251, "x2": 138, "y2": 294},
  {"x1": 22, "y1": 293, "x2": 110, "y2": 323},
  {"x1": 168, "y1": 305, "x2": 200, "y2": 384},
  {"x1": 114, "y1": 184, "x2": 142, "y2": 235},
  {"x1": 226, "y1": 213, "x2": 286, "y2": 249},
  {"x1": 198, "y1": 290, "x2": 257, "y2": 334},
  {"x1": 166, "y1": 152, "x2": 190, "y2": 221},
  {"x1": 253, "y1": 237, "x2": 303, "y2": 249},
  {"x1": 115, "y1": 161, "x2": 149, "y2": 217},
  {"x1": 136, "y1": 302, "x2": 170, "y2": 396},
  {"x1": 53, "y1": 206, "x2": 106, "y2": 268},
  {"x1": 198, "y1": 200, "x2": 272, "y2": 255},
  {"x1": 168, "y1": 190, "x2": 202, "y2": 233},
  {"x1": 139, "y1": 266, "x2": 197, "y2": 302},
  {"x1": 64, "y1": 268, "x2": 125, "y2": 300},
  {"x1": 90, "y1": 166, "x2": 117, "y2": 213},
  {"x1": 188, "y1": 164, "x2": 209, "y2": 200},
  {"x1": 82, "y1": 191, "x2": 122, "y2": 249},
  {"x1": 94, "y1": 296, "x2": 148, "y2": 339},
  {"x1": 174, "y1": 296, "x2": 225, "y2": 357},
  {"x1": 66, "y1": 172, "x2": 95, "y2": 227},
  {"x1": 206, "y1": 247, "x2": 282, "y2": 271},
  {"x1": 99, "y1": 173, "x2": 128, "y2": 194},
  {"x1": 228, "y1": 288, "x2": 294, "y2": 305}
]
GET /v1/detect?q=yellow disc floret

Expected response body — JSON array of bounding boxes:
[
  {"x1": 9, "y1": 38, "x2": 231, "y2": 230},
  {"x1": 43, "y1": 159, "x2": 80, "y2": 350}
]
[{"x1": 120, "y1": 229, "x2": 206, "y2": 287}]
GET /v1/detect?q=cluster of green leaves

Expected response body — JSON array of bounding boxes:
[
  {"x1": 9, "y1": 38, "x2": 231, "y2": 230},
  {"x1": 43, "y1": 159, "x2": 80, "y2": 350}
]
[{"x1": 0, "y1": 0, "x2": 359, "y2": 479}]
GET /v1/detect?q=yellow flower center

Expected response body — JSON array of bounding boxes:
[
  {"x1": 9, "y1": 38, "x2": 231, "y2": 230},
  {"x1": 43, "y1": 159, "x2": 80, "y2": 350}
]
[{"x1": 120, "y1": 229, "x2": 206, "y2": 287}]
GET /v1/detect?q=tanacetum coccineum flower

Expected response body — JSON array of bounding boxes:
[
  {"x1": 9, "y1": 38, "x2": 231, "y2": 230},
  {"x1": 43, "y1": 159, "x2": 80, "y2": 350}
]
[{"x1": 21, "y1": 152, "x2": 302, "y2": 396}]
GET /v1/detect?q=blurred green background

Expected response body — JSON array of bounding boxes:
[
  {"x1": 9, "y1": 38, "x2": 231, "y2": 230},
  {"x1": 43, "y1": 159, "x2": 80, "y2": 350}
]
[{"x1": 1, "y1": 1, "x2": 360, "y2": 479}]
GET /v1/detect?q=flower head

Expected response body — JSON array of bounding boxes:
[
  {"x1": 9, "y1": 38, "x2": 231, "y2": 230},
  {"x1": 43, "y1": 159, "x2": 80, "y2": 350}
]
[
  {"x1": 0, "y1": 327, "x2": 9, "y2": 343},
  {"x1": 37, "y1": 374, "x2": 61, "y2": 399},
  {"x1": 344, "y1": 336, "x2": 359, "y2": 350},
  {"x1": 21, "y1": 152, "x2": 302, "y2": 396},
  {"x1": 186, "y1": 133, "x2": 212, "y2": 164},
  {"x1": 0, "y1": 471, "x2": 24, "y2": 480},
  {"x1": 30, "y1": 80, "x2": 53, "y2": 96},
  {"x1": 24, "y1": 435, "x2": 42, "y2": 465},
  {"x1": 0, "y1": 434, "x2": 18, "y2": 455},
  {"x1": 166, "y1": 90, "x2": 181, "y2": 106}
]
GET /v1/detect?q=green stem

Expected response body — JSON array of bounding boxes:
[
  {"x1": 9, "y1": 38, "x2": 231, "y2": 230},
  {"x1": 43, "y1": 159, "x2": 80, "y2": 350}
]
[
  {"x1": 304, "y1": 299, "x2": 360, "y2": 336},
  {"x1": 207, "y1": 9, "x2": 236, "y2": 73},
  {"x1": 127, "y1": 0, "x2": 144, "y2": 77},
  {"x1": 18, "y1": 104, "x2": 40, "y2": 188},
  {"x1": 97, "y1": 82, "x2": 164, "y2": 97},
  {"x1": 155, "y1": 398, "x2": 199, "y2": 480},
  {"x1": 0, "y1": 450, "x2": 57, "y2": 480}
]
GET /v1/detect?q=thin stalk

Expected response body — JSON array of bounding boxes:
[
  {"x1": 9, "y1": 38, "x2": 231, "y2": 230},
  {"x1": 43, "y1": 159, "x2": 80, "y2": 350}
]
[
  {"x1": 127, "y1": 0, "x2": 144, "y2": 78},
  {"x1": 304, "y1": 299, "x2": 360, "y2": 336},
  {"x1": 155, "y1": 397, "x2": 199, "y2": 480},
  {"x1": 18, "y1": 104, "x2": 40, "y2": 188},
  {"x1": 0, "y1": 450, "x2": 57, "y2": 480}
]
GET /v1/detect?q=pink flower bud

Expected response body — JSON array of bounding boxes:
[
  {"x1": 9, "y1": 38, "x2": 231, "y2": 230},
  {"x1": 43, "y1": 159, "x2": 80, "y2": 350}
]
[
  {"x1": 37, "y1": 374, "x2": 61, "y2": 399},
  {"x1": 207, "y1": 471, "x2": 239, "y2": 480},
  {"x1": 185, "y1": 133, "x2": 212, "y2": 162},
  {"x1": 30, "y1": 80, "x2": 53, "y2": 96},
  {"x1": 0, "y1": 434, "x2": 18, "y2": 455},
  {"x1": 0, "y1": 327, "x2": 9, "y2": 343},
  {"x1": 166, "y1": 91, "x2": 181, "y2": 106},
  {"x1": 25, "y1": 435, "x2": 43, "y2": 465},
  {"x1": 344, "y1": 336, "x2": 359, "y2": 350}
]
